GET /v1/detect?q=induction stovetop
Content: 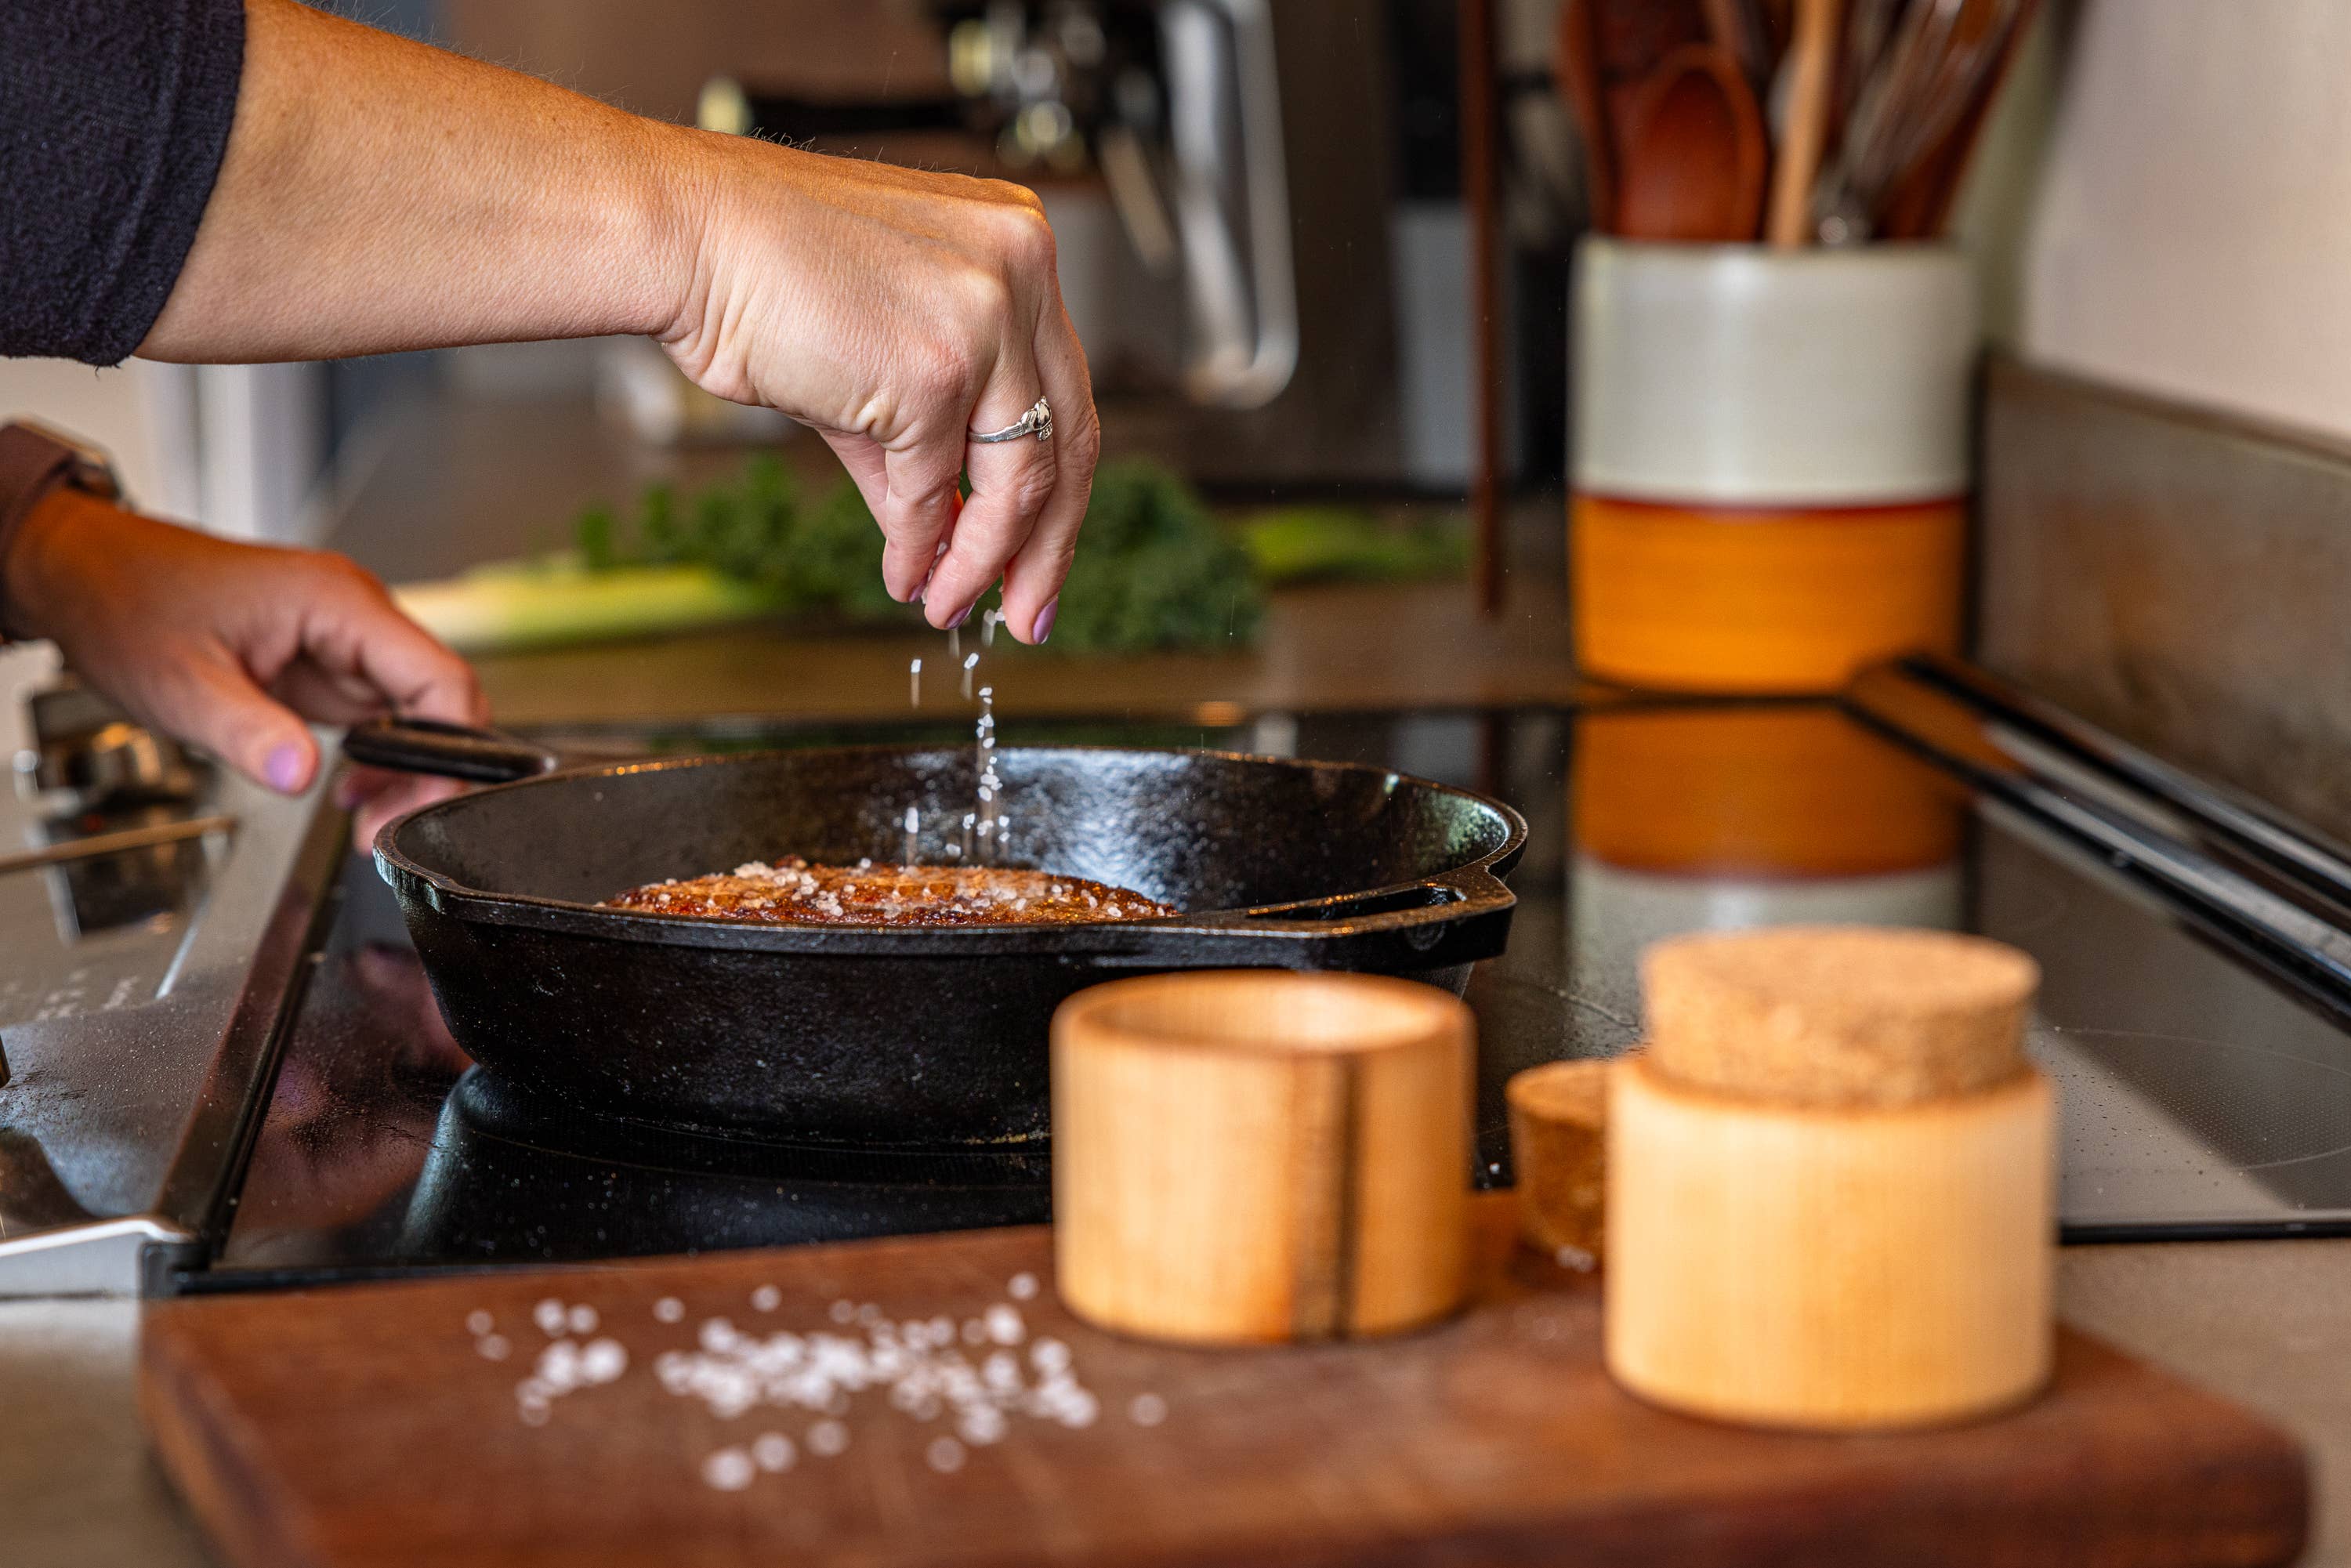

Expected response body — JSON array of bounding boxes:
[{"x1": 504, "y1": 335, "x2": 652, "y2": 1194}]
[{"x1": 168, "y1": 670, "x2": 2351, "y2": 1293}]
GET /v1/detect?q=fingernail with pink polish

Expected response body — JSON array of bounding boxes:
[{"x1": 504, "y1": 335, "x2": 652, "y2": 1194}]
[
  {"x1": 266, "y1": 743, "x2": 308, "y2": 793},
  {"x1": 946, "y1": 603, "x2": 973, "y2": 629},
  {"x1": 1032, "y1": 596, "x2": 1060, "y2": 644}
]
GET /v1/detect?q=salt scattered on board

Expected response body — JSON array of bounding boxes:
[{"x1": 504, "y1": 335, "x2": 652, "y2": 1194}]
[{"x1": 472, "y1": 1276, "x2": 1164, "y2": 1496}]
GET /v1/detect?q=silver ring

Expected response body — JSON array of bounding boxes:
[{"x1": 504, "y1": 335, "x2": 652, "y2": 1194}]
[{"x1": 969, "y1": 397, "x2": 1052, "y2": 444}]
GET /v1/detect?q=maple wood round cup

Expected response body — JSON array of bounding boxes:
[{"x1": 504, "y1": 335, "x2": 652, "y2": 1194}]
[
  {"x1": 1571, "y1": 239, "x2": 1978, "y2": 693},
  {"x1": 1051, "y1": 971, "x2": 1473, "y2": 1345}
]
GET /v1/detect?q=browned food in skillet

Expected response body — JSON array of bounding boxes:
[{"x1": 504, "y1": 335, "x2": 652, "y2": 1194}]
[{"x1": 601, "y1": 857, "x2": 1178, "y2": 927}]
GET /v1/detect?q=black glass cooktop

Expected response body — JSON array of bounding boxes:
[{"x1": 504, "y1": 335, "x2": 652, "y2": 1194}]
[{"x1": 185, "y1": 691, "x2": 2351, "y2": 1291}]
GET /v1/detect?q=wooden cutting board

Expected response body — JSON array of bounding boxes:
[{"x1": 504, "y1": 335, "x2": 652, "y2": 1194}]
[{"x1": 141, "y1": 1196, "x2": 2307, "y2": 1568}]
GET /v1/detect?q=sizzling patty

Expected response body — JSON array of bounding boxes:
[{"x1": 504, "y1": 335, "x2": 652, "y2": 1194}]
[{"x1": 601, "y1": 857, "x2": 1178, "y2": 927}]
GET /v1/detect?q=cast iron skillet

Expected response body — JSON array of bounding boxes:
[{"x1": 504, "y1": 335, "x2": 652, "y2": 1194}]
[{"x1": 351, "y1": 719, "x2": 1526, "y2": 1148}]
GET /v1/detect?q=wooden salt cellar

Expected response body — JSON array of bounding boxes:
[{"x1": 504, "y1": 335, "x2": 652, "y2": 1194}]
[
  {"x1": 1607, "y1": 925, "x2": 2054, "y2": 1431},
  {"x1": 1052, "y1": 971, "x2": 1471, "y2": 1345},
  {"x1": 1505, "y1": 1058, "x2": 1616, "y2": 1267}
]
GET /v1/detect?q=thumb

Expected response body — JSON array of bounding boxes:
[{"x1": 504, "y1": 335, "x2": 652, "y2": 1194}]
[{"x1": 169, "y1": 655, "x2": 322, "y2": 795}]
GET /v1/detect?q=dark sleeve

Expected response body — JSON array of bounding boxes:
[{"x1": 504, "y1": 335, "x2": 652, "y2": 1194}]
[{"x1": 0, "y1": 0, "x2": 247, "y2": 366}]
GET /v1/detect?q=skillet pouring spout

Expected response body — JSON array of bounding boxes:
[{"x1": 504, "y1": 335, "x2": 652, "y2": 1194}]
[{"x1": 370, "y1": 741, "x2": 1525, "y2": 1146}]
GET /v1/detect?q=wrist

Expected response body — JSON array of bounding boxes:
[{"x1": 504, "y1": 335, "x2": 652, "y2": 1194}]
[
  {"x1": 0, "y1": 487, "x2": 96, "y2": 644},
  {"x1": 636, "y1": 119, "x2": 733, "y2": 349}
]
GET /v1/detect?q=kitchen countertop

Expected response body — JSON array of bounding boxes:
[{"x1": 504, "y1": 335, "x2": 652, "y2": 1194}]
[
  {"x1": 5, "y1": 392, "x2": 2345, "y2": 1564},
  {"x1": 5, "y1": 1247, "x2": 2349, "y2": 1568}
]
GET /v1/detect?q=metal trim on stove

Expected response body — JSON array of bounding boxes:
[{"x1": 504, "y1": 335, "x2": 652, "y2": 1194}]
[{"x1": 1847, "y1": 655, "x2": 2351, "y2": 1022}]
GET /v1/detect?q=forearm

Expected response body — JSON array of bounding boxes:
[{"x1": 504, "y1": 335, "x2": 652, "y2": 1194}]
[{"x1": 139, "y1": 0, "x2": 700, "y2": 361}]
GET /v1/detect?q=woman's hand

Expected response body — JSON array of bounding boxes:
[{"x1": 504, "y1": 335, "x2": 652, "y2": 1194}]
[
  {"x1": 2, "y1": 488, "x2": 484, "y2": 844},
  {"x1": 661, "y1": 142, "x2": 1098, "y2": 643}
]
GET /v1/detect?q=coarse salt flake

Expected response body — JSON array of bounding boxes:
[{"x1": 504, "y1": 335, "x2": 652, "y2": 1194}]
[
  {"x1": 752, "y1": 1285, "x2": 781, "y2": 1313},
  {"x1": 465, "y1": 1310, "x2": 494, "y2": 1337},
  {"x1": 1128, "y1": 1392, "x2": 1168, "y2": 1427},
  {"x1": 927, "y1": 1436, "x2": 966, "y2": 1473},
  {"x1": 533, "y1": 1298, "x2": 565, "y2": 1336},
  {"x1": 703, "y1": 1447, "x2": 756, "y2": 1491},
  {"x1": 984, "y1": 1304, "x2": 1025, "y2": 1345},
  {"x1": 654, "y1": 1297, "x2": 685, "y2": 1324},
  {"x1": 1006, "y1": 1273, "x2": 1038, "y2": 1301},
  {"x1": 752, "y1": 1433, "x2": 796, "y2": 1472},
  {"x1": 807, "y1": 1419, "x2": 849, "y2": 1457}
]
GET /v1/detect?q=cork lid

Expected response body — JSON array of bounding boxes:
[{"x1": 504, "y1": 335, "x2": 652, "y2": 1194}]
[{"x1": 1641, "y1": 926, "x2": 2038, "y2": 1107}]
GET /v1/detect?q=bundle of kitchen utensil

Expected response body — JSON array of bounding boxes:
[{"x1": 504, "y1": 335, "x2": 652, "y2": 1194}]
[{"x1": 1554, "y1": 0, "x2": 2037, "y2": 246}]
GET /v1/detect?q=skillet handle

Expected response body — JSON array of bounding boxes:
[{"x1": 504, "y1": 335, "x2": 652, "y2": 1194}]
[{"x1": 343, "y1": 717, "x2": 560, "y2": 784}]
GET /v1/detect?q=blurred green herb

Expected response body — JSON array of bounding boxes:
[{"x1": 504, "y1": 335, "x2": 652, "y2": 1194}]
[
  {"x1": 566, "y1": 456, "x2": 1466, "y2": 655},
  {"x1": 574, "y1": 454, "x2": 1266, "y2": 654}
]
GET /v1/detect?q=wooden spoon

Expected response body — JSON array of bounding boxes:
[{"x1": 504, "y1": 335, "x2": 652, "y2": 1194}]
[{"x1": 1615, "y1": 44, "x2": 1770, "y2": 242}]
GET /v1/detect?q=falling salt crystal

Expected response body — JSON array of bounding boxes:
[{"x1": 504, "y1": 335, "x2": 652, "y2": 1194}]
[
  {"x1": 949, "y1": 625, "x2": 961, "y2": 663},
  {"x1": 654, "y1": 1297, "x2": 685, "y2": 1324},
  {"x1": 909, "y1": 657, "x2": 922, "y2": 707},
  {"x1": 984, "y1": 1304, "x2": 1025, "y2": 1345},
  {"x1": 1006, "y1": 1273, "x2": 1038, "y2": 1301},
  {"x1": 981, "y1": 607, "x2": 1000, "y2": 647},
  {"x1": 477, "y1": 1334, "x2": 511, "y2": 1362},
  {"x1": 752, "y1": 1285, "x2": 781, "y2": 1313},
  {"x1": 567, "y1": 1305, "x2": 599, "y2": 1336},
  {"x1": 518, "y1": 1402, "x2": 550, "y2": 1427},
  {"x1": 830, "y1": 1300, "x2": 857, "y2": 1324},
  {"x1": 753, "y1": 1432, "x2": 796, "y2": 1472},
  {"x1": 927, "y1": 1436, "x2": 966, "y2": 1473},
  {"x1": 961, "y1": 651, "x2": 980, "y2": 699},
  {"x1": 1554, "y1": 1245, "x2": 1597, "y2": 1273},
  {"x1": 1031, "y1": 1338, "x2": 1071, "y2": 1374},
  {"x1": 533, "y1": 1299, "x2": 565, "y2": 1336},
  {"x1": 703, "y1": 1447, "x2": 756, "y2": 1491},
  {"x1": 466, "y1": 1310, "x2": 494, "y2": 1337},
  {"x1": 807, "y1": 1419, "x2": 849, "y2": 1457},
  {"x1": 1128, "y1": 1393, "x2": 1168, "y2": 1427},
  {"x1": 857, "y1": 1304, "x2": 883, "y2": 1325},
  {"x1": 962, "y1": 1320, "x2": 987, "y2": 1345},
  {"x1": 580, "y1": 1338, "x2": 628, "y2": 1384},
  {"x1": 1057, "y1": 1390, "x2": 1099, "y2": 1429}
]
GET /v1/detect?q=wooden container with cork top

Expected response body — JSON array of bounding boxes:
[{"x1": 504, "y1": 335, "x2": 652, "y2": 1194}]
[{"x1": 1605, "y1": 925, "x2": 2053, "y2": 1431}]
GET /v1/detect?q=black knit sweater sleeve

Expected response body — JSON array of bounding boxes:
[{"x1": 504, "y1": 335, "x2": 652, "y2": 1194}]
[{"x1": 0, "y1": 0, "x2": 247, "y2": 365}]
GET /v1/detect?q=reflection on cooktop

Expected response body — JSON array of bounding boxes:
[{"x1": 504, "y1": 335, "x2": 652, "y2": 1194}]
[
  {"x1": 398, "y1": 1068, "x2": 1050, "y2": 1269},
  {"x1": 195, "y1": 702, "x2": 2351, "y2": 1291}
]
